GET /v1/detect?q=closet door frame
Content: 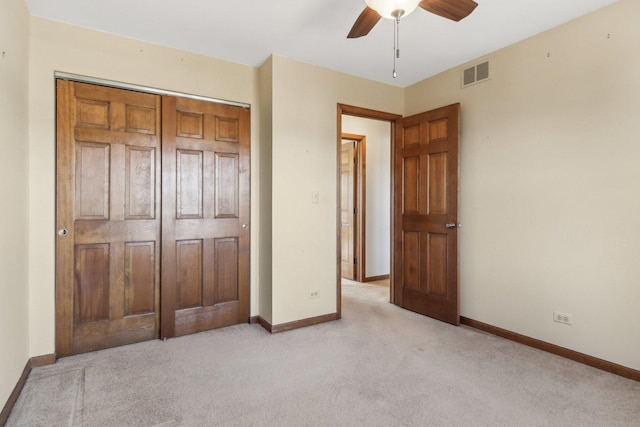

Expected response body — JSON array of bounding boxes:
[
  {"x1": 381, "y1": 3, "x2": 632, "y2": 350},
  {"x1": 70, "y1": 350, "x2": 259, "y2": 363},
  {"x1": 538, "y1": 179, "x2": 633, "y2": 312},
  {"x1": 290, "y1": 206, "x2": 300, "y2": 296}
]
[{"x1": 55, "y1": 73, "x2": 251, "y2": 356}]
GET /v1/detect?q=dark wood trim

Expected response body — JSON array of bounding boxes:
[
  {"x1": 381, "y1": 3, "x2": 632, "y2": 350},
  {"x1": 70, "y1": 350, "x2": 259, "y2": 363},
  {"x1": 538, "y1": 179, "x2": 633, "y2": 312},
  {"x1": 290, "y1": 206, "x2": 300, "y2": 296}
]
[
  {"x1": 271, "y1": 313, "x2": 338, "y2": 334},
  {"x1": 30, "y1": 353, "x2": 56, "y2": 367},
  {"x1": 55, "y1": 79, "x2": 74, "y2": 357},
  {"x1": 336, "y1": 110, "x2": 343, "y2": 319},
  {"x1": 0, "y1": 354, "x2": 56, "y2": 425},
  {"x1": 363, "y1": 274, "x2": 390, "y2": 282},
  {"x1": 338, "y1": 104, "x2": 404, "y2": 122},
  {"x1": 356, "y1": 137, "x2": 366, "y2": 284},
  {"x1": 341, "y1": 133, "x2": 366, "y2": 140},
  {"x1": 251, "y1": 313, "x2": 336, "y2": 334},
  {"x1": 338, "y1": 104, "x2": 402, "y2": 312},
  {"x1": 460, "y1": 317, "x2": 640, "y2": 382},
  {"x1": 250, "y1": 316, "x2": 272, "y2": 333},
  {"x1": 0, "y1": 361, "x2": 30, "y2": 426},
  {"x1": 390, "y1": 117, "x2": 402, "y2": 306}
]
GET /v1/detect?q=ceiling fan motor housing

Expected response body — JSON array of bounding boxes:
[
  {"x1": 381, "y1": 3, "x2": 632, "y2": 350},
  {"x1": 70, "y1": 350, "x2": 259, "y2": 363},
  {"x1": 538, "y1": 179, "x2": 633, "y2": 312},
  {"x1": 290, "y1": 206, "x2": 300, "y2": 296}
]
[{"x1": 365, "y1": 0, "x2": 421, "y2": 19}]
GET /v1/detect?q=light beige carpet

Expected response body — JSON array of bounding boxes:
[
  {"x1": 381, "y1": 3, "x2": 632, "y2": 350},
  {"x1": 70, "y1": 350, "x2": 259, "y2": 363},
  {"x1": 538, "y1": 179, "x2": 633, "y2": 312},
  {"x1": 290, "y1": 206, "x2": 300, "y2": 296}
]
[{"x1": 7, "y1": 281, "x2": 640, "y2": 426}]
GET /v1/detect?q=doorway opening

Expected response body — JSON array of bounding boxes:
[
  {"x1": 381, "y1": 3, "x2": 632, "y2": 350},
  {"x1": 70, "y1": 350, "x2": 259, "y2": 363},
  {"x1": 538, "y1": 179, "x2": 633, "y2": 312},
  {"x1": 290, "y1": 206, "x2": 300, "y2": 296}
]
[
  {"x1": 336, "y1": 105, "x2": 401, "y2": 318},
  {"x1": 340, "y1": 133, "x2": 363, "y2": 282},
  {"x1": 337, "y1": 103, "x2": 461, "y2": 325}
]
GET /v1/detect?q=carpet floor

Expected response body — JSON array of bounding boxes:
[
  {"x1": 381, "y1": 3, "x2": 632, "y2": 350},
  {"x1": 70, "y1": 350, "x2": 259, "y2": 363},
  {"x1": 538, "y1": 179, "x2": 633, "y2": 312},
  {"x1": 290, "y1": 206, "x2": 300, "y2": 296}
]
[{"x1": 7, "y1": 281, "x2": 640, "y2": 426}]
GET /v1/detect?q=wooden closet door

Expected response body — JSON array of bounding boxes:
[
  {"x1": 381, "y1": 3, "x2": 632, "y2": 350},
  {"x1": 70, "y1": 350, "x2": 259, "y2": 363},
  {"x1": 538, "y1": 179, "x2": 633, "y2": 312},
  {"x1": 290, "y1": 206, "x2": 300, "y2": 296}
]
[
  {"x1": 56, "y1": 80, "x2": 161, "y2": 356},
  {"x1": 161, "y1": 96, "x2": 250, "y2": 338}
]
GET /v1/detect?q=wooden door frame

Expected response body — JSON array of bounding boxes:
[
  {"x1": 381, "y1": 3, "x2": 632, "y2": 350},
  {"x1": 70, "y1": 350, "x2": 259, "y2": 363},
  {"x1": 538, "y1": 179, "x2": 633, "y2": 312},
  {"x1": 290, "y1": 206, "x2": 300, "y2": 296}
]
[
  {"x1": 341, "y1": 133, "x2": 365, "y2": 282},
  {"x1": 336, "y1": 104, "x2": 402, "y2": 319}
]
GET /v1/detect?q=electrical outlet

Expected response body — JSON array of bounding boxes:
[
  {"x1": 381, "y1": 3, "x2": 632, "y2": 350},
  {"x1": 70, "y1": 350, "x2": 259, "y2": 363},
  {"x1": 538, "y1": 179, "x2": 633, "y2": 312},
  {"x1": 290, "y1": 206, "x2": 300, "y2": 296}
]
[
  {"x1": 553, "y1": 311, "x2": 572, "y2": 325},
  {"x1": 309, "y1": 291, "x2": 319, "y2": 299}
]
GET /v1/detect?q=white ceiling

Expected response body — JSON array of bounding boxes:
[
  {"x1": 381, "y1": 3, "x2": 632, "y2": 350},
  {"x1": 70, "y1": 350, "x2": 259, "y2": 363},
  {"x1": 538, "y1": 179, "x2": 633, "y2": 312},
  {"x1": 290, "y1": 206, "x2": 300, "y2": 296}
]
[{"x1": 24, "y1": 0, "x2": 620, "y2": 87}]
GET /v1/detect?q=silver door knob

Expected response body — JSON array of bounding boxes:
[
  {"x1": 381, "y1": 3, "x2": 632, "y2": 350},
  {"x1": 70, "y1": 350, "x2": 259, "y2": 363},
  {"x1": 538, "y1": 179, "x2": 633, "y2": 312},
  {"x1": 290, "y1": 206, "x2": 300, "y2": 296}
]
[
  {"x1": 242, "y1": 224, "x2": 249, "y2": 230},
  {"x1": 445, "y1": 223, "x2": 457, "y2": 229},
  {"x1": 58, "y1": 228, "x2": 68, "y2": 236}
]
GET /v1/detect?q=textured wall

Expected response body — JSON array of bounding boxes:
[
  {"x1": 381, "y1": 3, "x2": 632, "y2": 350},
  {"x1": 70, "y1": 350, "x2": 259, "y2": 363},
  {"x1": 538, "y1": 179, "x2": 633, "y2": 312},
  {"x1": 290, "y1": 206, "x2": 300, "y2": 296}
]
[
  {"x1": 0, "y1": 0, "x2": 30, "y2": 407},
  {"x1": 406, "y1": 0, "x2": 640, "y2": 370},
  {"x1": 269, "y1": 56, "x2": 403, "y2": 325}
]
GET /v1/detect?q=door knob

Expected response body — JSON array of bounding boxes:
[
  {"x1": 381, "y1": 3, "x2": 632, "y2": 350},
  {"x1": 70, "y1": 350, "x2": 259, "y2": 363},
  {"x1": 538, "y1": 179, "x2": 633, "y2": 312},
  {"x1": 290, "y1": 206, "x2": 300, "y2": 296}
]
[
  {"x1": 58, "y1": 228, "x2": 68, "y2": 236},
  {"x1": 242, "y1": 224, "x2": 249, "y2": 230},
  {"x1": 445, "y1": 223, "x2": 457, "y2": 229}
]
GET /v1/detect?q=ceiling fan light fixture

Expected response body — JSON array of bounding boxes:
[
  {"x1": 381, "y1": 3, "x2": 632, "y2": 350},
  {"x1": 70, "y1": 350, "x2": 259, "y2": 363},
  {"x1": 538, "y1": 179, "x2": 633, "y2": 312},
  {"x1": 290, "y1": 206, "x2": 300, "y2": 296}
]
[{"x1": 365, "y1": 0, "x2": 421, "y2": 20}]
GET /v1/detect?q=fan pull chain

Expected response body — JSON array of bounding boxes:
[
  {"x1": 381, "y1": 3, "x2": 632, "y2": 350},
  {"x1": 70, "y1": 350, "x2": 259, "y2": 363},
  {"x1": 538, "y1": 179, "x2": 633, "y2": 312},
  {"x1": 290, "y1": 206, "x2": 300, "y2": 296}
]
[
  {"x1": 391, "y1": 9, "x2": 405, "y2": 79},
  {"x1": 393, "y1": 15, "x2": 400, "y2": 78},
  {"x1": 396, "y1": 15, "x2": 401, "y2": 59}
]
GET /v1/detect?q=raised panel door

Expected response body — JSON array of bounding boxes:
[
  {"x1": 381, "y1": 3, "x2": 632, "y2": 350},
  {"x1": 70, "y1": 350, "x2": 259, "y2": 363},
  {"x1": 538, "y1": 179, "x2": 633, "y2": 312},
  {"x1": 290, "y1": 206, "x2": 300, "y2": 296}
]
[
  {"x1": 394, "y1": 104, "x2": 460, "y2": 325},
  {"x1": 57, "y1": 81, "x2": 251, "y2": 355},
  {"x1": 161, "y1": 96, "x2": 250, "y2": 338},
  {"x1": 56, "y1": 80, "x2": 161, "y2": 356}
]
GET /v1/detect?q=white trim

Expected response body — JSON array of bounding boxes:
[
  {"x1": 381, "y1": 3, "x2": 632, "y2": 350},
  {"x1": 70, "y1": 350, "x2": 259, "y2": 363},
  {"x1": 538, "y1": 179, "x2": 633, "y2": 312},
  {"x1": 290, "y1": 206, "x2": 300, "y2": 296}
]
[{"x1": 54, "y1": 71, "x2": 251, "y2": 109}]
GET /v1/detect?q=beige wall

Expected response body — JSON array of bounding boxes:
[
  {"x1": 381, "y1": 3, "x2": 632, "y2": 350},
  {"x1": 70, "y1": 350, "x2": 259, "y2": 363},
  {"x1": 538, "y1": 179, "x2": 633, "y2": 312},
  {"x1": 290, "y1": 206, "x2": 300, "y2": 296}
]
[
  {"x1": 258, "y1": 57, "x2": 273, "y2": 324},
  {"x1": 27, "y1": 17, "x2": 261, "y2": 356},
  {"x1": 269, "y1": 56, "x2": 403, "y2": 325},
  {"x1": 3, "y1": 2, "x2": 636, "y2": 409},
  {"x1": 406, "y1": 0, "x2": 640, "y2": 370},
  {"x1": 0, "y1": 0, "x2": 30, "y2": 406}
]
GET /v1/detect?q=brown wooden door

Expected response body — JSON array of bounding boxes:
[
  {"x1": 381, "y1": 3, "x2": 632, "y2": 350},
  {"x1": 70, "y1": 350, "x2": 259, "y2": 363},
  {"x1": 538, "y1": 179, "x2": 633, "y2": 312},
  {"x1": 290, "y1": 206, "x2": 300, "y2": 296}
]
[
  {"x1": 56, "y1": 81, "x2": 251, "y2": 355},
  {"x1": 393, "y1": 104, "x2": 460, "y2": 325},
  {"x1": 341, "y1": 140, "x2": 356, "y2": 280},
  {"x1": 161, "y1": 96, "x2": 250, "y2": 338},
  {"x1": 56, "y1": 80, "x2": 162, "y2": 356}
]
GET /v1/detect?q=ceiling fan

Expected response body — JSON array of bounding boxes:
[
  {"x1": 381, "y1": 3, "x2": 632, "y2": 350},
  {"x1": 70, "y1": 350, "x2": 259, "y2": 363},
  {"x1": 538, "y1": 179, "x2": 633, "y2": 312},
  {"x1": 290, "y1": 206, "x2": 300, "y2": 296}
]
[
  {"x1": 347, "y1": 0, "x2": 479, "y2": 39},
  {"x1": 347, "y1": 0, "x2": 478, "y2": 78}
]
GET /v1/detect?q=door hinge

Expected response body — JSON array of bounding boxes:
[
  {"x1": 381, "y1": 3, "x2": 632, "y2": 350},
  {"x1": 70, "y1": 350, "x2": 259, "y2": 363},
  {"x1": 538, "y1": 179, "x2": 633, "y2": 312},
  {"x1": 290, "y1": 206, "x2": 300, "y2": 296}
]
[
  {"x1": 354, "y1": 258, "x2": 358, "y2": 264},
  {"x1": 353, "y1": 208, "x2": 357, "y2": 214}
]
